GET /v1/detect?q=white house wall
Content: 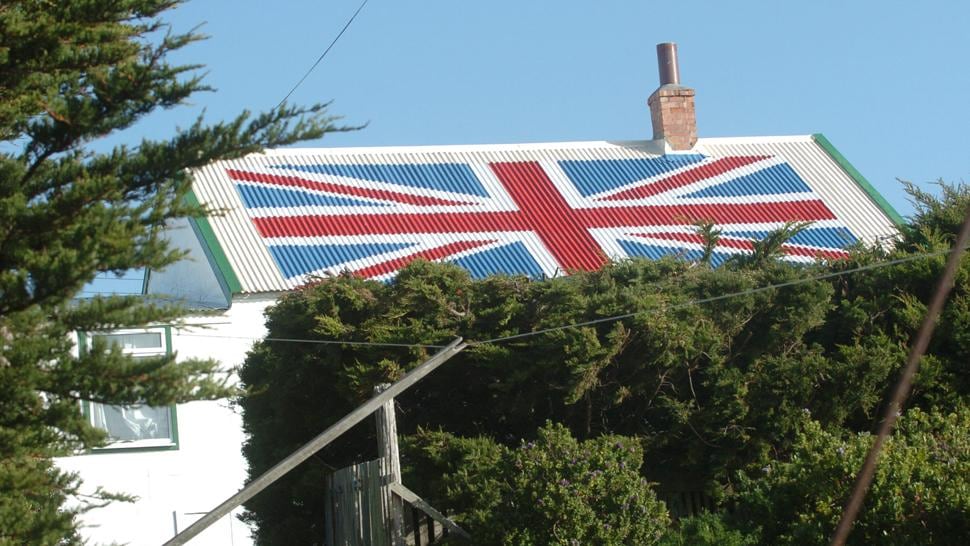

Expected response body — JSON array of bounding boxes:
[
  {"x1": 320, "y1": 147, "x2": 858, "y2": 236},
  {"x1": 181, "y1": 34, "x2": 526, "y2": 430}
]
[{"x1": 56, "y1": 295, "x2": 279, "y2": 546}]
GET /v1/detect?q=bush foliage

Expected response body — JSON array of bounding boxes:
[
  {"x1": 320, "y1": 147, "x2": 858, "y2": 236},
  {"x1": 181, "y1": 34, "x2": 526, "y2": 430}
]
[
  {"x1": 405, "y1": 423, "x2": 669, "y2": 546},
  {"x1": 668, "y1": 407, "x2": 969, "y2": 545},
  {"x1": 240, "y1": 183, "x2": 970, "y2": 544}
]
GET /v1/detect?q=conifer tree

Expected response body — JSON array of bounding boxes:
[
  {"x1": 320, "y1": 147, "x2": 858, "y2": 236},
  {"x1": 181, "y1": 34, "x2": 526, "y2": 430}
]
[{"x1": 0, "y1": 1, "x2": 345, "y2": 542}]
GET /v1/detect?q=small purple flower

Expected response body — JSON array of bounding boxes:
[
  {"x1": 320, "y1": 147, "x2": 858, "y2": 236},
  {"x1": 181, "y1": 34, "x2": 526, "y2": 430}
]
[{"x1": 559, "y1": 478, "x2": 570, "y2": 487}]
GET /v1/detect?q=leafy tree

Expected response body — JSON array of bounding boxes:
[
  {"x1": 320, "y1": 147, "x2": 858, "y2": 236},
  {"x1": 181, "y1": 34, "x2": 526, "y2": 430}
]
[
  {"x1": 0, "y1": 0, "x2": 344, "y2": 542},
  {"x1": 239, "y1": 256, "x2": 840, "y2": 540},
  {"x1": 670, "y1": 407, "x2": 969, "y2": 545},
  {"x1": 240, "y1": 184, "x2": 970, "y2": 543},
  {"x1": 404, "y1": 423, "x2": 670, "y2": 546}
]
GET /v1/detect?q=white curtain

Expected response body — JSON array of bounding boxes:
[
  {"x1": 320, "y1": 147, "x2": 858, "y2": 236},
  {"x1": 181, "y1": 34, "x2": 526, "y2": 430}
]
[{"x1": 91, "y1": 404, "x2": 171, "y2": 442}]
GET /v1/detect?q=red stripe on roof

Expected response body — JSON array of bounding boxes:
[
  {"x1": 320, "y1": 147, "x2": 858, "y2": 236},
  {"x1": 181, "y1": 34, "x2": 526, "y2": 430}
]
[
  {"x1": 226, "y1": 169, "x2": 473, "y2": 207},
  {"x1": 490, "y1": 162, "x2": 607, "y2": 272},
  {"x1": 253, "y1": 201, "x2": 836, "y2": 238},
  {"x1": 629, "y1": 232, "x2": 850, "y2": 260}
]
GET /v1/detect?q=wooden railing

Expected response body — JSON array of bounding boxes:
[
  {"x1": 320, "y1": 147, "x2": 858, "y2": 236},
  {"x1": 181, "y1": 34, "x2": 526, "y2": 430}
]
[
  {"x1": 322, "y1": 382, "x2": 468, "y2": 546},
  {"x1": 322, "y1": 458, "x2": 464, "y2": 546},
  {"x1": 659, "y1": 490, "x2": 716, "y2": 520}
]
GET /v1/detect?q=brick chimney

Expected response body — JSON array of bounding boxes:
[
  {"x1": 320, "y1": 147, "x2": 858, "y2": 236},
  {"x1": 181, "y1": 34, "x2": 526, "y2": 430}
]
[{"x1": 648, "y1": 42, "x2": 697, "y2": 151}]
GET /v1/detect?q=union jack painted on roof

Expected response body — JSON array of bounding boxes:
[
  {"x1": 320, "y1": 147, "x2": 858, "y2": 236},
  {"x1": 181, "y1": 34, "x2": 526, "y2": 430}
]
[{"x1": 226, "y1": 152, "x2": 858, "y2": 283}]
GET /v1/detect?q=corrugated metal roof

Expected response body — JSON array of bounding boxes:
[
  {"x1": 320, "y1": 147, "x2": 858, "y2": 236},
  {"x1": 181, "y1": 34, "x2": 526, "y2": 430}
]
[{"x1": 188, "y1": 136, "x2": 900, "y2": 294}]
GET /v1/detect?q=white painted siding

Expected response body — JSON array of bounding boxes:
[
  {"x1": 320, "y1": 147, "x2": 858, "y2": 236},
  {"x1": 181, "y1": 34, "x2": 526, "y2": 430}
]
[{"x1": 56, "y1": 296, "x2": 278, "y2": 546}]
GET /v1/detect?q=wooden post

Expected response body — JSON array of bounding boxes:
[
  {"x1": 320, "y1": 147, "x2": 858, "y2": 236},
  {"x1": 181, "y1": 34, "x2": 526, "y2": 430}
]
[{"x1": 375, "y1": 384, "x2": 405, "y2": 546}]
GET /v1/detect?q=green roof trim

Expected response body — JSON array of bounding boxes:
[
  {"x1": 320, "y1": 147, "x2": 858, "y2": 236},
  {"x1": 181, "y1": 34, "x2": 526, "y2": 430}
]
[
  {"x1": 184, "y1": 190, "x2": 243, "y2": 294},
  {"x1": 812, "y1": 133, "x2": 905, "y2": 226}
]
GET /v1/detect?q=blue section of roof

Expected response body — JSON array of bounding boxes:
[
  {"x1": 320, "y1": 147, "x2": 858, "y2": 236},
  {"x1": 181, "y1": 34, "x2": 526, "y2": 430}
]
[
  {"x1": 448, "y1": 242, "x2": 544, "y2": 279},
  {"x1": 681, "y1": 164, "x2": 811, "y2": 198},
  {"x1": 619, "y1": 240, "x2": 730, "y2": 267},
  {"x1": 269, "y1": 242, "x2": 412, "y2": 278},
  {"x1": 559, "y1": 155, "x2": 707, "y2": 197},
  {"x1": 272, "y1": 163, "x2": 489, "y2": 197},
  {"x1": 723, "y1": 226, "x2": 858, "y2": 248},
  {"x1": 237, "y1": 184, "x2": 382, "y2": 209}
]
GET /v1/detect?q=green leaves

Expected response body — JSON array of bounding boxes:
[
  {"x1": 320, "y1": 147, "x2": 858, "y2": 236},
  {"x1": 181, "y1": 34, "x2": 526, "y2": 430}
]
[
  {"x1": 724, "y1": 408, "x2": 970, "y2": 545},
  {"x1": 0, "y1": 0, "x2": 350, "y2": 541},
  {"x1": 241, "y1": 181, "x2": 970, "y2": 544},
  {"x1": 404, "y1": 424, "x2": 670, "y2": 546}
]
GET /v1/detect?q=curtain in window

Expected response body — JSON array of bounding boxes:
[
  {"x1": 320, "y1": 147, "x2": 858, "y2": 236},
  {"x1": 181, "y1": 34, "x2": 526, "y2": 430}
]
[{"x1": 90, "y1": 404, "x2": 172, "y2": 442}]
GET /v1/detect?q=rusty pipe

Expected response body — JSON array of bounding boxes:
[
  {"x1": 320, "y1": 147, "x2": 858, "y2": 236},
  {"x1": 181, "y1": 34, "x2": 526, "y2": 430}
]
[{"x1": 657, "y1": 42, "x2": 680, "y2": 86}]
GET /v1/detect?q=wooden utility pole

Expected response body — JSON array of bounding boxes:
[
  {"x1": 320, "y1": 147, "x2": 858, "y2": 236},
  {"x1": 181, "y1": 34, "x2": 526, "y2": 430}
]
[
  {"x1": 830, "y1": 205, "x2": 970, "y2": 545},
  {"x1": 375, "y1": 384, "x2": 405, "y2": 546}
]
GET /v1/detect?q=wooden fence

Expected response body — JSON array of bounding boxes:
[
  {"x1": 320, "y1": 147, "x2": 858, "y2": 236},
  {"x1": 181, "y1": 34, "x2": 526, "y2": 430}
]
[
  {"x1": 323, "y1": 458, "x2": 454, "y2": 546},
  {"x1": 324, "y1": 458, "x2": 392, "y2": 546},
  {"x1": 166, "y1": 340, "x2": 468, "y2": 546},
  {"x1": 659, "y1": 490, "x2": 716, "y2": 519},
  {"x1": 322, "y1": 386, "x2": 467, "y2": 546}
]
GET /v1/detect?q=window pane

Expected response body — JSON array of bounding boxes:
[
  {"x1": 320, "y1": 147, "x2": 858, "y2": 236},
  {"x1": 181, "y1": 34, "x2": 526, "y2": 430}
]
[
  {"x1": 95, "y1": 332, "x2": 163, "y2": 351},
  {"x1": 90, "y1": 404, "x2": 172, "y2": 443}
]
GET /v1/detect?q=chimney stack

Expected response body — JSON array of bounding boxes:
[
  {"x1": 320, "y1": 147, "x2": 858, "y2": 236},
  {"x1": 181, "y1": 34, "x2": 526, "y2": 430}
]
[{"x1": 648, "y1": 42, "x2": 697, "y2": 150}]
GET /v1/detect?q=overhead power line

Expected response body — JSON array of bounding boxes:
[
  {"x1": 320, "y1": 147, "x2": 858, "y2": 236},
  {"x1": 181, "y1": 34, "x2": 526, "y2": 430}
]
[
  {"x1": 471, "y1": 247, "x2": 954, "y2": 346},
  {"x1": 275, "y1": 0, "x2": 370, "y2": 110},
  {"x1": 175, "y1": 245, "x2": 963, "y2": 351},
  {"x1": 176, "y1": 333, "x2": 446, "y2": 350}
]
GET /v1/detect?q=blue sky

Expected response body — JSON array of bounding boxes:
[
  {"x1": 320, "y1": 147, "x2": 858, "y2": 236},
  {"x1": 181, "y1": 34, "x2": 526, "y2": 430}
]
[{"x1": 94, "y1": 0, "x2": 969, "y2": 291}]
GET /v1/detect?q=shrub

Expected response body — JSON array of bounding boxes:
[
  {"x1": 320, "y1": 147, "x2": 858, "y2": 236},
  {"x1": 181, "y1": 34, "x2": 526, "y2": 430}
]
[
  {"x1": 727, "y1": 407, "x2": 970, "y2": 545},
  {"x1": 406, "y1": 423, "x2": 669, "y2": 546}
]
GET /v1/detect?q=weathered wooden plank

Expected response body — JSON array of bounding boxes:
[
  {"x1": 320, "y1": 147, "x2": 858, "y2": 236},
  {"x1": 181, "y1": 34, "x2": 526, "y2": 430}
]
[
  {"x1": 327, "y1": 458, "x2": 395, "y2": 546},
  {"x1": 368, "y1": 459, "x2": 389, "y2": 546},
  {"x1": 390, "y1": 483, "x2": 470, "y2": 540},
  {"x1": 324, "y1": 473, "x2": 335, "y2": 546},
  {"x1": 375, "y1": 385, "x2": 405, "y2": 546}
]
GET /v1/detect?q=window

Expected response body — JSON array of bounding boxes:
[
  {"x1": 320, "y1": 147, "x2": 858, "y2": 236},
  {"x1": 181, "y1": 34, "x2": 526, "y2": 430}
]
[
  {"x1": 89, "y1": 404, "x2": 174, "y2": 445},
  {"x1": 80, "y1": 327, "x2": 179, "y2": 451}
]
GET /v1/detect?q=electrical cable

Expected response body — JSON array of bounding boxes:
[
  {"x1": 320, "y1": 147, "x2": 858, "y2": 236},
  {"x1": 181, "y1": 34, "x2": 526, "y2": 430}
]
[
  {"x1": 171, "y1": 244, "x2": 963, "y2": 351},
  {"x1": 470, "y1": 246, "x2": 958, "y2": 346},
  {"x1": 175, "y1": 333, "x2": 446, "y2": 350},
  {"x1": 274, "y1": 0, "x2": 369, "y2": 110}
]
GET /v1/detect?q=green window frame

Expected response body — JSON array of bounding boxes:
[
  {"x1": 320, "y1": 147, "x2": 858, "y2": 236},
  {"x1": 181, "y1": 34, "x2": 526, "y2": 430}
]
[{"x1": 77, "y1": 326, "x2": 180, "y2": 453}]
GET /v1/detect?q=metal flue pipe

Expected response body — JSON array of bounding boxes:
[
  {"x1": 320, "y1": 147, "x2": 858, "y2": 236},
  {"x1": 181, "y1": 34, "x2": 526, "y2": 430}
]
[{"x1": 656, "y1": 42, "x2": 680, "y2": 86}]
